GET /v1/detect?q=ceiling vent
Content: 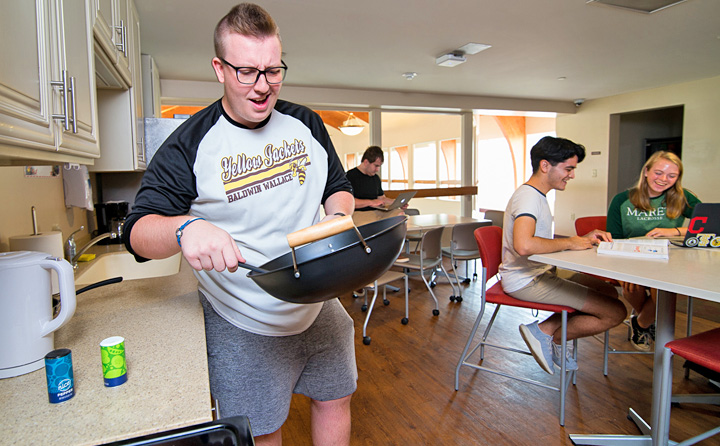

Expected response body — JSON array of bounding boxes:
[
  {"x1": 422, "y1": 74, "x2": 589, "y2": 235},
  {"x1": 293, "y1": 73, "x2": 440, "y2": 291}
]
[{"x1": 586, "y1": 0, "x2": 689, "y2": 13}]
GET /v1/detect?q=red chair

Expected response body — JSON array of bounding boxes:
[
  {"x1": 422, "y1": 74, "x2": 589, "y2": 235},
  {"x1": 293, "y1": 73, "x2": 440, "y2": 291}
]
[
  {"x1": 454, "y1": 226, "x2": 578, "y2": 426},
  {"x1": 575, "y1": 215, "x2": 696, "y2": 376},
  {"x1": 659, "y1": 328, "x2": 720, "y2": 444},
  {"x1": 574, "y1": 215, "x2": 608, "y2": 238}
]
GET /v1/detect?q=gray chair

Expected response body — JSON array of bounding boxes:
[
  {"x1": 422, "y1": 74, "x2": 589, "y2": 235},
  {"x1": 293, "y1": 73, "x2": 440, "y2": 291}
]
[
  {"x1": 482, "y1": 209, "x2": 504, "y2": 228},
  {"x1": 441, "y1": 221, "x2": 487, "y2": 302},
  {"x1": 403, "y1": 208, "x2": 422, "y2": 253},
  {"x1": 358, "y1": 270, "x2": 408, "y2": 345},
  {"x1": 393, "y1": 226, "x2": 452, "y2": 318}
]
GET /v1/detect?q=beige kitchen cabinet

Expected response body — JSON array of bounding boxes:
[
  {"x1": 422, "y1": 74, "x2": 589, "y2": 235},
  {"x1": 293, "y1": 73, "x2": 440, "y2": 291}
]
[
  {"x1": 92, "y1": 0, "x2": 131, "y2": 88},
  {"x1": 0, "y1": 0, "x2": 100, "y2": 166},
  {"x1": 91, "y1": 0, "x2": 146, "y2": 171}
]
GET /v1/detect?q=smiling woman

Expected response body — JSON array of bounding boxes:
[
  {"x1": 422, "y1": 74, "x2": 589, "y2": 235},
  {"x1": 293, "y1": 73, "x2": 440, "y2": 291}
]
[{"x1": 606, "y1": 150, "x2": 701, "y2": 351}]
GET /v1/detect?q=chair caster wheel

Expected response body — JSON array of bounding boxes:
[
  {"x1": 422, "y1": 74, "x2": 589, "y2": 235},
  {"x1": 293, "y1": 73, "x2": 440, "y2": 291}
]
[
  {"x1": 462, "y1": 278, "x2": 471, "y2": 284},
  {"x1": 449, "y1": 295, "x2": 456, "y2": 302},
  {"x1": 361, "y1": 304, "x2": 368, "y2": 312},
  {"x1": 401, "y1": 317, "x2": 409, "y2": 325},
  {"x1": 456, "y1": 296, "x2": 463, "y2": 303},
  {"x1": 432, "y1": 309, "x2": 440, "y2": 316},
  {"x1": 363, "y1": 336, "x2": 371, "y2": 345},
  {"x1": 430, "y1": 281, "x2": 437, "y2": 288},
  {"x1": 383, "y1": 299, "x2": 390, "y2": 306}
]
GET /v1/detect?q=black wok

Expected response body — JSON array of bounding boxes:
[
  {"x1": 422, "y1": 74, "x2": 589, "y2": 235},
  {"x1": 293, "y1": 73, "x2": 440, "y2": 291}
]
[{"x1": 237, "y1": 215, "x2": 407, "y2": 304}]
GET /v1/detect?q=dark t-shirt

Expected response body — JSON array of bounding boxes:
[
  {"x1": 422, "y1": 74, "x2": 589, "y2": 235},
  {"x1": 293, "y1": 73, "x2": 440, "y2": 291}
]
[{"x1": 346, "y1": 167, "x2": 383, "y2": 211}]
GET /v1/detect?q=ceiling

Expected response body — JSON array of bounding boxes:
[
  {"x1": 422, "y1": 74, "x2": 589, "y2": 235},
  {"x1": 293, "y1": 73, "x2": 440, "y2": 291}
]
[{"x1": 135, "y1": 0, "x2": 720, "y2": 107}]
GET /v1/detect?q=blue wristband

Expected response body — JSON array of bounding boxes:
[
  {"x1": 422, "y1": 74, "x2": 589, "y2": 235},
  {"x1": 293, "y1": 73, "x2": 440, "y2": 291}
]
[{"x1": 176, "y1": 217, "x2": 205, "y2": 247}]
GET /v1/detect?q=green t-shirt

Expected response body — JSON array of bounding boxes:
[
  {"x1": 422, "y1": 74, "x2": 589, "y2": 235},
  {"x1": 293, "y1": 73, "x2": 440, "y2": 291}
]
[{"x1": 606, "y1": 189, "x2": 700, "y2": 239}]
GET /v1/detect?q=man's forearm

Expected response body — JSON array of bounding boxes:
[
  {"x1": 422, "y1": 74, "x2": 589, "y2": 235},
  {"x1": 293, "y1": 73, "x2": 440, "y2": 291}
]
[{"x1": 515, "y1": 235, "x2": 577, "y2": 256}]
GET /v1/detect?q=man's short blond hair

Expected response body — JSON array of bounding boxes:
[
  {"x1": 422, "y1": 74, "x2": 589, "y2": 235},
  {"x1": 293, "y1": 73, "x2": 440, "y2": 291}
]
[{"x1": 214, "y1": 3, "x2": 280, "y2": 58}]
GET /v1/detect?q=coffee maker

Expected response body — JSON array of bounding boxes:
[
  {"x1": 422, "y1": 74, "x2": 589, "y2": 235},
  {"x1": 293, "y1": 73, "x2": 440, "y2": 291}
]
[{"x1": 95, "y1": 201, "x2": 129, "y2": 244}]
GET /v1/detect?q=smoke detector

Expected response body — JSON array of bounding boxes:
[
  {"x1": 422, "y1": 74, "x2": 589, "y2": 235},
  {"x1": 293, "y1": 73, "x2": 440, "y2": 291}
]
[{"x1": 436, "y1": 52, "x2": 467, "y2": 67}]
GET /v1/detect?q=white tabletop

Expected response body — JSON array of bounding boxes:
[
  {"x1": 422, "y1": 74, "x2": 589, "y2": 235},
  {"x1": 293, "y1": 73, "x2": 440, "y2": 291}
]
[{"x1": 530, "y1": 245, "x2": 720, "y2": 303}]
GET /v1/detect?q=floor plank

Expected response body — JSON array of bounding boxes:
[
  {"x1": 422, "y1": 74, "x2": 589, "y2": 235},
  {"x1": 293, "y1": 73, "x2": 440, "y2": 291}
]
[{"x1": 282, "y1": 261, "x2": 720, "y2": 445}]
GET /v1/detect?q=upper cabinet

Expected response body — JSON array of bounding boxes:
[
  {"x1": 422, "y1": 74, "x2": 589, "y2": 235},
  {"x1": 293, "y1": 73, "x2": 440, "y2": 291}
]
[
  {"x1": 0, "y1": 0, "x2": 100, "y2": 166},
  {"x1": 92, "y1": 0, "x2": 131, "y2": 88},
  {"x1": 91, "y1": 0, "x2": 145, "y2": 172}
]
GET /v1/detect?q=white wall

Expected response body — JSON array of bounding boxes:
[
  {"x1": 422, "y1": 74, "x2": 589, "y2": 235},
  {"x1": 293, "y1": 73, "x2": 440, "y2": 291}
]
[{"x1": 555, "y1": 75, "x2": 720, "y2": 236}]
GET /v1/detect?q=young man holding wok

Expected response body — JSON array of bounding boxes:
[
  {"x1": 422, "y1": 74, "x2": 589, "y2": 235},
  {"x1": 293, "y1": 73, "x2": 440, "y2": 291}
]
[{"x1": 123, "y1": 4, "x2": 356, "y2": 445}]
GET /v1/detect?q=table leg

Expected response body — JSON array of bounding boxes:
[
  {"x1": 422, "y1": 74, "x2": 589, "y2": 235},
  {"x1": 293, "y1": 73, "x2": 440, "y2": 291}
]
[
  {"x1": 569, "y1": 290, "x2": 677, "y2": 446},
  {"x1": 651, "y1": 290, "x2": 676, "y2": 445}
]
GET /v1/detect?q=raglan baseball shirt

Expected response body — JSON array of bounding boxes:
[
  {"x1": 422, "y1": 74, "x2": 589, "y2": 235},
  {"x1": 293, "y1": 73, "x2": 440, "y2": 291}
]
[{"x1": 125, "y1": 99, "x2": 352, "y2": 336}]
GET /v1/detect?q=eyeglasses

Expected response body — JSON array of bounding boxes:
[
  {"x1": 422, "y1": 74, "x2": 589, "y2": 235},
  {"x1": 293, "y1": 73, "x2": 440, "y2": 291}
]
[{"x1": 219, "y1": 57, "x2": 288, "y2": 85}]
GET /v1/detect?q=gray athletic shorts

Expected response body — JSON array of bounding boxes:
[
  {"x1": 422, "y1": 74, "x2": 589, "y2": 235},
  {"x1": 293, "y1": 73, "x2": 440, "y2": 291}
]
[
  {"x1": 201, "y1": 295, "x2": 357, "y2": 436},
  {"x1": 507, "y1": 269, "x2": 614, "y2": 310}
]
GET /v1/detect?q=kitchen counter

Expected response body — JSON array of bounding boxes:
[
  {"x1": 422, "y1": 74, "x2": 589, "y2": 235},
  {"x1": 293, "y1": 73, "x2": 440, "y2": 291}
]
[{"x1": 0, "y1": 260, "x2": 212, "y2": 445}]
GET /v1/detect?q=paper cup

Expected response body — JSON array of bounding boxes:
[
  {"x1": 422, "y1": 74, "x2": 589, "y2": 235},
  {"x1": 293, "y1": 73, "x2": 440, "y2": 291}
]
[
  {"x1": 100, "y1": 336, "x2": 127, "y2": 387},
  {"x1": 45, "y1": 348, "x2": 75, "y2": 403}
]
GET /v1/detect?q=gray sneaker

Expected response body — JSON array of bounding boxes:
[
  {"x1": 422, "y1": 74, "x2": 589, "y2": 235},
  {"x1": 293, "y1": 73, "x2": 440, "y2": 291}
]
[
  {"x1": 552, "y1": 342, "x2": 579, "y2": 371},
  {"x1": 519, "y1": 321, "x2": 554, "y2": 375}
]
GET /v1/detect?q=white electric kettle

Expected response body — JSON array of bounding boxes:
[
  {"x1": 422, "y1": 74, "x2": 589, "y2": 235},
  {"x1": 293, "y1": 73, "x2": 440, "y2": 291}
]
[{"x1": 0, "y1": 251, "x2": 76, "y2": 379}]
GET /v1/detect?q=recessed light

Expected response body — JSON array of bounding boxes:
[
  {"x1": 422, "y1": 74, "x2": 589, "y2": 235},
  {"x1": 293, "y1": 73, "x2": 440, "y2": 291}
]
[
  {"x1": 402, "y1": 72, "x2": 418, "y2": 80},
  {"x1": 557, "y1": 77, "x2": 567, "y2": 81},
  {"x1": 586, "y1": 0, "x2": 688, "y2": 13}
]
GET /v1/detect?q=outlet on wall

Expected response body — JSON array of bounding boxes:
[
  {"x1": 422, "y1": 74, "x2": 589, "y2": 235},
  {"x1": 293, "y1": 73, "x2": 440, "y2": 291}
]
[{"x1": 571, "y1": 212, "x2": 575, "y2": 221}]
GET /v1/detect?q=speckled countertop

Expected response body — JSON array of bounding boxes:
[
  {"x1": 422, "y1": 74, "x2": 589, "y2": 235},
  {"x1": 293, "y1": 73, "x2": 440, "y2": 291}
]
[{"x1": 0, "y1": 260, "x2": 213, "y2": 445}]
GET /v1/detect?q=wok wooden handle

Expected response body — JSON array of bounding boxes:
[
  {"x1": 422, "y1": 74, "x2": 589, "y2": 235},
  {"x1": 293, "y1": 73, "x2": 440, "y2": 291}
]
[{"x1": 286, "y1": 215, "x2": 355, "y2": 248}]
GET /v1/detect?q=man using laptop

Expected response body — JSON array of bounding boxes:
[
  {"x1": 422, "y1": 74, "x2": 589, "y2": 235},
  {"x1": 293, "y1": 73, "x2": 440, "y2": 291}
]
[
  {"x1": 346, "y1": 146, "x2": 396, "y2": 211},
  {"x1": 501, "y1": 136, "x2": 627, "y2": 374}
]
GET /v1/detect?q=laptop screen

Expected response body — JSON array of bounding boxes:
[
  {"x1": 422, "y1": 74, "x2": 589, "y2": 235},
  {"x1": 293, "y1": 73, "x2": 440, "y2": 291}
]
[{"x1": 679, "y1": 203, "x2": 720, "y2": 248}]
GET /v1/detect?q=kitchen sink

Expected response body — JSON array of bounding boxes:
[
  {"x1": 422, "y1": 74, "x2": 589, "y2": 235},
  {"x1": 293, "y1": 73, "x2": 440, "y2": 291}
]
[{"x1": 74, "y1": 251, "x2": 182, "y2": 286}]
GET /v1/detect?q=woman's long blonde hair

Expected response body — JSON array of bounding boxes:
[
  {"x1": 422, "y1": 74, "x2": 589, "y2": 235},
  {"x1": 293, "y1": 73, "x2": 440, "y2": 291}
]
[{"x1": 628, "y1": 151, "x2": 687, "y2": 219}]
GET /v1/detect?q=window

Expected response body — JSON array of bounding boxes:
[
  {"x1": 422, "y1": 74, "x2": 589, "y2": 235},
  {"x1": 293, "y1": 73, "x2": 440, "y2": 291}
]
[
  {"x1": 439, "y1": 138, "x2": 460, "y2": 189},
  {"x1": 413, "y1": 142, "x2": 437, "y2": 190},
  {"x1": 345, "y1": 153, "x2": 357, "y2": 170},
  {"x1": 388, "y1": 146, "x2": 408, "y2": 190}
]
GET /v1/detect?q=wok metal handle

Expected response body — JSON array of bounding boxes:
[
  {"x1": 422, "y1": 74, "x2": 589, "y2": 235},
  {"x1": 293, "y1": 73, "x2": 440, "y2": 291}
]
[{"x1": 286, "y1": 215, "x2": 355, "y2": 248}]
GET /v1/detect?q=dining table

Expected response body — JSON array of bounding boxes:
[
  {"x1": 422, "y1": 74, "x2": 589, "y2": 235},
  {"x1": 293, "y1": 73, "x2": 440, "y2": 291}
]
[
  {"x1": 406, "y1": 213, "x2": 491, "y2": 232},
  {"x1": 529, "y1": 243, "x2": 720, "y2": 446}
]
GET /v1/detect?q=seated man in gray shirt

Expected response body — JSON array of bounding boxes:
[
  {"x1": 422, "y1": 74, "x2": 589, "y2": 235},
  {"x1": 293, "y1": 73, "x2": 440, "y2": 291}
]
[{"x1": 500, "y1": 136, "x2": 626, "y2": 374}]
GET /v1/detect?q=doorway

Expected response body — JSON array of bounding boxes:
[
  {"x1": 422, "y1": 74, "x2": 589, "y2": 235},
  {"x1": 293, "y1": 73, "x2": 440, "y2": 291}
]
[{"x1": 607, "y1": 105, "x2": 684, "y2": 203}]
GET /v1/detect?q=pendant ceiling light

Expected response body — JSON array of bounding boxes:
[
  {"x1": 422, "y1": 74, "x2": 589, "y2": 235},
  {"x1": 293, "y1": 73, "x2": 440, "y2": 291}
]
[{"x1": 339, "y1": 113, "x2": 365, "y2": 136}]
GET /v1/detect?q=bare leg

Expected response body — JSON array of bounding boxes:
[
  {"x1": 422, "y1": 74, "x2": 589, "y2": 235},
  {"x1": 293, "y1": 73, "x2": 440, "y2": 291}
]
[
  {"x1": 620, "y1": 281, "x2": 655, "y2": 328},
  {"x1": 636, "y1": 288, "x2": 657, "y2": 329},
  {"x1": 255, "y1": 428, "x2": 282, "y2": 446},
  {"x1": 310, "y1": 394, "x2": 352, "y2": 446},
  {"x1": 538, "y1": 274, "x2": 626, "y2": 343}
]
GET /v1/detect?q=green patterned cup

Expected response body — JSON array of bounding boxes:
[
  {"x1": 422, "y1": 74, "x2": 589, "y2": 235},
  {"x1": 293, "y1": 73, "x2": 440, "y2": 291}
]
[{"x1": 100, "y1": 336, "x2": 127, "y2": 387}]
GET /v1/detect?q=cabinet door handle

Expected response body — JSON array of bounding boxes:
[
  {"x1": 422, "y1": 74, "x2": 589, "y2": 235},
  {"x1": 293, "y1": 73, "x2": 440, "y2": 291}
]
[
  {"x1": 51, "y1": 70, "x2": 70, "y2": 132},
  {"x1": 115, "y1": 20, "x2": 127, "y2": 58},
  {"x1": 69, "y1": 75, "x2": 77, "y2": 134}
]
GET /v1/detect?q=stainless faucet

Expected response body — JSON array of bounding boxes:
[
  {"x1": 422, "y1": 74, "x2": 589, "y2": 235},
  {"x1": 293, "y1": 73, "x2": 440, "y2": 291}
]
[{"x1": 66, "y1": 231, "x2": 111, "y2": 269}]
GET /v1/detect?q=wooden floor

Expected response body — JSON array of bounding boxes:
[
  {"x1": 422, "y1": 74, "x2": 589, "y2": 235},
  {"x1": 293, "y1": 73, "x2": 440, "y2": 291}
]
[{"x1": 282, "y1": 260, "x2": 720, "y2": 445}]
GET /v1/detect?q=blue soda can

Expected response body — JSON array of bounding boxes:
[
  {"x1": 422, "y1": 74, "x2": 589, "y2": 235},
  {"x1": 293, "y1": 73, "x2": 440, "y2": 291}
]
[{"x1": 44, "y1": 348, "x2": 75, "y2": 403}]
